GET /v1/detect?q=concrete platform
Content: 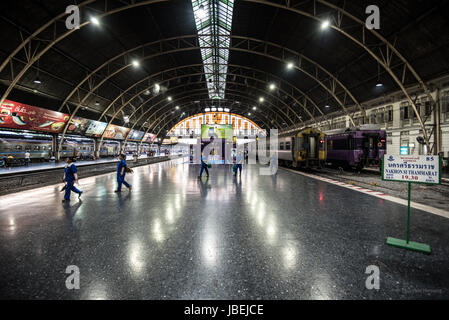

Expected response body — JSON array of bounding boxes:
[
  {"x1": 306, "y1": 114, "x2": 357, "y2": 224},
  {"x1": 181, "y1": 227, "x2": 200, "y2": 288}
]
[{"x1": 1, "y1": 158, "x2": 448, "y2": 299}]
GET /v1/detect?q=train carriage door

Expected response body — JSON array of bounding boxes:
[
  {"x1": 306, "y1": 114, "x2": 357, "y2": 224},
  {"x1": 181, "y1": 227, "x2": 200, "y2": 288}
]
[
  {"x1": 309, "y1": 135, "x2": 317, "y2": 159},
  {"x1": 291, "y1": 137, "x2": 296, "y2": 163}
]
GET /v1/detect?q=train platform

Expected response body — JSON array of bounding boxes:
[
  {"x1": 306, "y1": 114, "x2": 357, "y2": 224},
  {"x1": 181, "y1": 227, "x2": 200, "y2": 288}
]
[
  {"x1": 0, "y1": 155, "x2": 162, "y2": 176},
  {"x1": 1, "y1": 158, "x2": 448, "y2": 299}
]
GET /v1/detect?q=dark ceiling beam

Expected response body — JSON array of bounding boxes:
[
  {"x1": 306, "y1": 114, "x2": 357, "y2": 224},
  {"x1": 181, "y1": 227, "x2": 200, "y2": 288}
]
[
  {"x1": 244, "y1": 0, "x2": 436, "y2": 151},
  {"x1": 53, "y1": 35, "x2": 353, "y2": 142}
]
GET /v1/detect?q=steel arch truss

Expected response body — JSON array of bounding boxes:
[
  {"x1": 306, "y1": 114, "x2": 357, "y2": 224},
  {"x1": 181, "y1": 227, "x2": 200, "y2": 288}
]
[
  {"x1": 52, "y1": 35, "x2": 361, "y2": 152},
  {"x1": 245, "y1": 0, "x2": 438, "y2": 152}
]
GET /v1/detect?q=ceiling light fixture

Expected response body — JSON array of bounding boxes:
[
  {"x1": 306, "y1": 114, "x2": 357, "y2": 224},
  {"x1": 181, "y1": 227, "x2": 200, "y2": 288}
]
[
  {"x1": 269, "y1": 83, "x2": 276, "y2": 91},
  {"x1": 132, "y1": 60, "x2": 140, "y2": 67},
  {"x1": 286, "y1": 62, "x2": 294, "y2": 70},
  {"x1": 91, "y1": 17, "x2": 100, "y2": 26},
  {"x1": 154, "y1": 83, "x2": 161, "y2": 94},
  {"x1": 321, "y1": 20, "x2": 330, "y2": 30}
]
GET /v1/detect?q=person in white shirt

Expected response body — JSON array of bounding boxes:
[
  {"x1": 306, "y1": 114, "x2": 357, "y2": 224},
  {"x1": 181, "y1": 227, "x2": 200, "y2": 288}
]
[{"x1": 24, "y1": 151, "x2": 31, "y2": 167}]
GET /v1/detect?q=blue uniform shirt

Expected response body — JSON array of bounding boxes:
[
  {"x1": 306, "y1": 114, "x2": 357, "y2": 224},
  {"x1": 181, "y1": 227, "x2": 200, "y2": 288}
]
[
  {"x1": 236, "y1": 154, "x2": 243, "y2": 164},
  {"x1": 64, "y1": 163, "x2": 77, "y2": 182},
  {"x1": 117, "y1": 159, "x2": 127, "y2": 176}
]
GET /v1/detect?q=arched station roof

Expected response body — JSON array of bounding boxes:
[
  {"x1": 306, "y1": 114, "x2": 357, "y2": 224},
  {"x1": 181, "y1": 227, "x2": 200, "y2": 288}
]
[{"x1": 0, "y1": 0, "x2": 448, "y2": 151}]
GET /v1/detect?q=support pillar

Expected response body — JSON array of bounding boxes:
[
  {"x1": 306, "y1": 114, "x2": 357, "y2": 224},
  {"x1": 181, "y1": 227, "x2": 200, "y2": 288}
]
[
  {"x1": 53, "y1": 134, "x2": 59, "y2": 162},
  {"x1": 435, "y1": 88, "x2": 442, "y2": 156},
  {"x1": 94, "y1": 138, "x2": 101, "y2": 159}
]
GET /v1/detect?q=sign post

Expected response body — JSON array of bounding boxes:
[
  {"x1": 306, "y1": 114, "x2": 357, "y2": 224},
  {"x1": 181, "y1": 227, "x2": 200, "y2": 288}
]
[{"x1": 382, "y1": 154, "x2": 441, "y2": 254}]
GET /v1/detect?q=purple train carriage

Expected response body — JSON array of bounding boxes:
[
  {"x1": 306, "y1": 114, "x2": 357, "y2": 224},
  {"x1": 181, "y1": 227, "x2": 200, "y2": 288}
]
[{"x1": 324, "y1": 126, "x2": 387, "y2": 170}]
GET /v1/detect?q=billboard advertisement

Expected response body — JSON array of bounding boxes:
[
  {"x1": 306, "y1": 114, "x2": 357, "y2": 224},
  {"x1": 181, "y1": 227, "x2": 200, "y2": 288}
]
[
  {"x1": 103, "y1": 124, "x2": 131, "y2": 140},
  {"x1": 85, "y1": 120, "x2": 108, "y2": 137},
  {"x1": 143, "y1": 133, "x2": 157, "y2": 143},
  {"x1": 0, "y1": 99, "x2": 69, "y2": 133},
  {"x1": 127, "y1": 129, "x2": 145, "y2": 141},
  {"x1": 201, "y1": 124, "x2": 233, "y2": 142},
  {"x1": 66, "y1": 116, "x2": 93, "y2": 135}
]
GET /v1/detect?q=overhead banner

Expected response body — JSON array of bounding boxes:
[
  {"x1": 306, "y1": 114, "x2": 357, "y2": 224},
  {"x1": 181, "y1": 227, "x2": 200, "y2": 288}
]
[
  {"x1": 0, "y1": 99, "x2": 69, "y2": 133},
  {"x1": 143, "y1": 133, "x2": 157, "y2": 143},
  {"x1": 127, "y1": 129, "x2": 145, "y2": 141},
  {"x1": 201, "y1": 124, "x2": 233, "y2": 142},
  {"x1": 382, "y1": 154, "x2": 441, "y2": 185},
  {"x1": 103, "y1": 124, "x2": 131, "y2": 140},
  {"x1": 67, "y1": 116, "x2": 94, "y2": 135},
  {"x1": 84, "y1": 120, "x2": 108, "y2": 137}
]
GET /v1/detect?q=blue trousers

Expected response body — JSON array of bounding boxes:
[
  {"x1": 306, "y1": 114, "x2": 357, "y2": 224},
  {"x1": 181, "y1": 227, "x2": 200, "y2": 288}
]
[
  {"x1": 199, "y1": 163, "x2": 209, "y2": 177},
  {"x1": 117, "y1": 175, "x2": 130, "y2": 191},
  {"x1": 235, "y1": 164, "x2": 242, "y2": 174},
  {"x1": 64, "y1": 181, "x2": 81, "y2": 200}
]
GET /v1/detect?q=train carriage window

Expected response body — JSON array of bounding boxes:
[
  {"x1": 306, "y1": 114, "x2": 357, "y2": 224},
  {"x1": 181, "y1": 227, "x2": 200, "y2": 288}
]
[
  {"x1": 332, "y1": 139, "x2": 349, "y2": 150},
  {"x1": 34, "y1": 146, "x2": 40, "y2": 151},
  {"x1": 15, "y1": 145, "x2": 22, "y2": 150},
  {"x1": 62, "y1": 146, "x2": 67, "y2": 151},
  {"x1": 280, "y1": 142, "x2": 285, "y2": 150},
  {"x1": 285, "y1": 141, "x2": 291, "y2": 150}
]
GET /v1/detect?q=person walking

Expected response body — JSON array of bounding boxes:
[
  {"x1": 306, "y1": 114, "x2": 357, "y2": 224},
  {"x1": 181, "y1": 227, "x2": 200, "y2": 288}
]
[
  {"x1": 24, "y1": 151, "x2": 30, "y2": 167},
  {"x1": 62, "y1": 157, "x2": 82, "y2": 203},
  {"x1": 198, "y1": 152, "x2": 209, "y2": 178},
  {"x1": 115, "y1": 154, "x2": 132, "y2": 192},
  {"x1": 234, "y1": 151, "x2": 243, "y2": 176}
]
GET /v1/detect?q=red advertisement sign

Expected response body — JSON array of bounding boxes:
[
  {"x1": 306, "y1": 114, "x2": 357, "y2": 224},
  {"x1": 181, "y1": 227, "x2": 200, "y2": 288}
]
[{"x1": 0, "y1": 99, "x2": 69, "y2": 133}]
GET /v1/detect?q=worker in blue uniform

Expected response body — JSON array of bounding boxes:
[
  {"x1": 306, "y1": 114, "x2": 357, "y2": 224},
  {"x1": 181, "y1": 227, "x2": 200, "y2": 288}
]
[
  {"x1": 198, "y1": 152, "x2": 209, "y2": 178},
  {"x1": 62, "y1": 157, "x2": 82, "y2": 202},
  {"x1": 115, "y1": 154, "x2": 132, "y2": 192},
  {"x1": 234, "y1": 151, "x2": 243, "y2": 176}
]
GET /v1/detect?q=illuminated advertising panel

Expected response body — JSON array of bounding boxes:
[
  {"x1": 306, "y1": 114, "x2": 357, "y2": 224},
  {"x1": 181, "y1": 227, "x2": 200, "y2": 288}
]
[
  {"x1": 200, "y1": 124, "x2": 233, "y2": 142},
  {"x1": 66, "y1": 116, "x2": 93, "y2": 135},
  {"x1": 85, "y1": 120, "x2": 108, "y2": 137},
  {"x1": 0, "y1": 99, "x2": 69, "y2": 133},
  {"x1": 143, "y1": 133, "x2": 157, "y2": 143},
  {"x1": 127, "y1": 129, "x2": 145, "y2": 141},
  {"x1": 103, "y1": 124, "x2": 131, "y2": 140}
]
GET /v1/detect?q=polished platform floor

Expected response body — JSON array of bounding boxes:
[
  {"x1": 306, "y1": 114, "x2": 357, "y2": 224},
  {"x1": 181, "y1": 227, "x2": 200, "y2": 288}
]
[{"x1": 1, "y1": 158, "x2": 448, "y2": 299}]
